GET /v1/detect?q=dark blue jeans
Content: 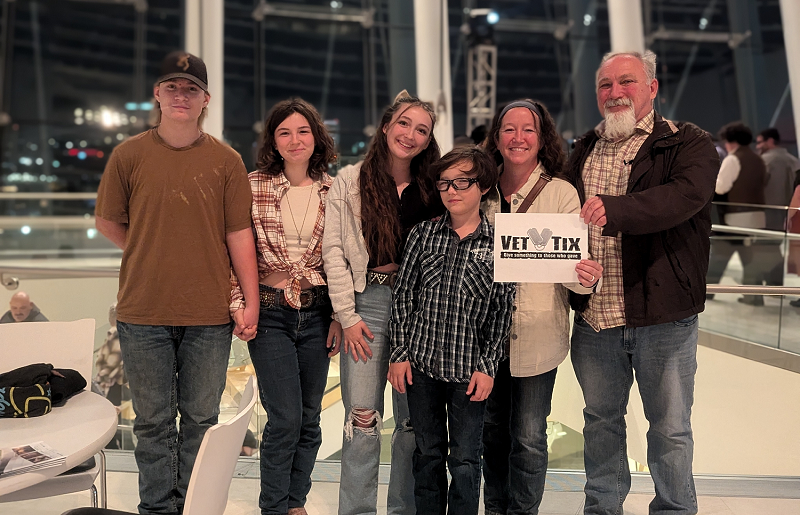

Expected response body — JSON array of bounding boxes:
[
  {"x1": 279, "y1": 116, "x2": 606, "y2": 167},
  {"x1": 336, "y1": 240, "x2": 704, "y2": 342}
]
[
  {"x1": 117, "y1": 321, "x2": 233, "y2": 515},
  {"x1": 248, "y1": 302, "x2": 331, "y2": 514},
  {"x1": 571, "y1": 313, "x2": 699, "y2": 515},
  {"x1": 483, "y1": 358, "x2": 558, "y2": 515},
  {"x1": 406, "y1": 367, "x2": 486, "y2": 515}
]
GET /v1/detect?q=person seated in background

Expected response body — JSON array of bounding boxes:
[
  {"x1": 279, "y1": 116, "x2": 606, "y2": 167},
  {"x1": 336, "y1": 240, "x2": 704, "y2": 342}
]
[{"x1": 0, "y1": 291, "x2": 49, "y2": 323}]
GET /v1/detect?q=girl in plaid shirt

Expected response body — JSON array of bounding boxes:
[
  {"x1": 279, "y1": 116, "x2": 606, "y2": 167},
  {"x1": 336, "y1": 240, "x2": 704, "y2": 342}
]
[{"x1": 230, "y1": 98, "x2": 342, "y2": 515}]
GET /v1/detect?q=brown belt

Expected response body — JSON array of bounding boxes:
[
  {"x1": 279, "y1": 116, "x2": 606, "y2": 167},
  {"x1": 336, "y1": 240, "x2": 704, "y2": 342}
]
[
  {"x1": 366, "y1": 270, "x2": 398, "y2": 288},
  {"x1": 259, "y1": 284, "x2": 329, "y2": 310}
]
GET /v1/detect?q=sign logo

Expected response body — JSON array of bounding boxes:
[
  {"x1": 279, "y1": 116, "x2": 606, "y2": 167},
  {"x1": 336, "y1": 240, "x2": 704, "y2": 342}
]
[
  {"x1": 500, "y1": 227, "x2": 581, "y2": 260},
  {"x1": 527, "y1": 228, "x2": 552, "y2": 250}
]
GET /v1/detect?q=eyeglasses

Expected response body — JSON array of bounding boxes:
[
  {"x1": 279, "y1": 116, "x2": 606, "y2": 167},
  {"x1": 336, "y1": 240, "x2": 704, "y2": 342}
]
[{"x1": 435, "y1": 177, "x2": 480, "y2": 191}]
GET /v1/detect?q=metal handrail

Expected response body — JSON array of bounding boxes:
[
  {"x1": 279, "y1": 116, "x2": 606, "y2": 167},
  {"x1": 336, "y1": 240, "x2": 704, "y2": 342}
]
[
  {"x1": 711, "y1": 224, "x2": 800, "y2": 239},
  {"x1": 0, "y1": 216, "x2": 97, "y2": 229},
  {"x1": 0, "y1": 265, "x2": 119, "y2": 278},
  {"x1": 0, "y1": 264, "x2": 797, "y2": 295},
  {"x1": 0, "y1": 192, "x2": 97, "y2": 200},
  {"x1": 0, "y1": 248, "x2": 121, "y2": 258},
  {"x1": 706, "y1": 285, "x2": 800, "y2": 295}
]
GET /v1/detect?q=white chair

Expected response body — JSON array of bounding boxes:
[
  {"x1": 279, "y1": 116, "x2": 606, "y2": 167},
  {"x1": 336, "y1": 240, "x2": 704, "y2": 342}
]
[
  {"x1": 61, "y1": 375, "x2": 258, "y2": 515},
  {"x1": 0, "y1": 319, "x2": 109, "y2": 507}
]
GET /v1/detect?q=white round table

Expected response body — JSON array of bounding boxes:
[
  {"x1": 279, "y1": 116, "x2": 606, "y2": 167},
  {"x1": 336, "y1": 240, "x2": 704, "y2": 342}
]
[{"x1": 0, "y1": 390, "x2": 118, "y2": 497}]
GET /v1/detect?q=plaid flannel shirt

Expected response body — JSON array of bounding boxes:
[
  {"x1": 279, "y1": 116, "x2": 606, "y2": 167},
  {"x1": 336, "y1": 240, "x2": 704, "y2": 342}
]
[
  {"x1": 230, "y1": 171, "x2": 332, "y2": 311},
  {"x1": 388, "y1": 211, "x2": 516, "y2": 383},
  {"x1": 581, "y1": 111, "x2": 654, "y2": 330}
]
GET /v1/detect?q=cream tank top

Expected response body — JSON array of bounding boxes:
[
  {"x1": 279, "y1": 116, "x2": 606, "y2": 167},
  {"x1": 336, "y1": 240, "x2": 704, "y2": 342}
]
[{"x1": 280, "y1": 183, "x2": 320, "y2": 262}]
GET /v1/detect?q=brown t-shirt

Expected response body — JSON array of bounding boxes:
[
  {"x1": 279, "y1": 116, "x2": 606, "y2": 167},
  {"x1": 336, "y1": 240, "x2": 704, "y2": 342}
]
[{"x1": 96, "y1": 128, "x2": 253, "y2": 326}]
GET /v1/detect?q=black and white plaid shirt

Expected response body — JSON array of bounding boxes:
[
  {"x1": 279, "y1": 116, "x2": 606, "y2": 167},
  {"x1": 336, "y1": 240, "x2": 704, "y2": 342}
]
[{"x1": 389, "y1": 211, "x2": 516, "y2": 383}]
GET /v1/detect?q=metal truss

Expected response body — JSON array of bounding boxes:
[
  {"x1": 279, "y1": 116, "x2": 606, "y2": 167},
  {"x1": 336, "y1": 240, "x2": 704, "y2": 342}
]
[{"x1": 466, "y1": 43, "x2": 496, "y2": 135}]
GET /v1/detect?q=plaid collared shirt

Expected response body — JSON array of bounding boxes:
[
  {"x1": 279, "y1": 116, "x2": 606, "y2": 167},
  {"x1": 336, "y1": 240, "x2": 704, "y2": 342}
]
[
  {"x1": 389, "y1": 211, "x2": 516, "y2": 383},
  {"x1": 582, "y1": 111, "x2": 655, "y2": 331},
  {"x1": 230, "y1": 171, "x2": 332, "y2": 311}
]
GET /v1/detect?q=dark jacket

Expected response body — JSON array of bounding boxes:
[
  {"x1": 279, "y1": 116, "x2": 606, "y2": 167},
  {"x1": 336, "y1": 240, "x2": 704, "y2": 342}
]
[{"x1": 565, "y1": 112, "x2": 719, "y2": 327}]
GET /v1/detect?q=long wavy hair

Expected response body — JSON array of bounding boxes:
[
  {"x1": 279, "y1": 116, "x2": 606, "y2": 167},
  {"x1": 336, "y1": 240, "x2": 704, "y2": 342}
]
[
  {"x1": 360, "y1": 95, "x2": 440, "y2": 265},
  {"x1": 485, "y1": 98, "x2": 566, "y2": 178},
  {"x1": 256, "y1": 98, "x2": 335, "y2": 180}
]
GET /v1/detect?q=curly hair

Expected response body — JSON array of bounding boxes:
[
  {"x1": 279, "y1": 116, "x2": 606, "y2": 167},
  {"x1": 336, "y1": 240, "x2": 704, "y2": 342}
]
[
  {"x1": 485, "y1": 99, "x2": 566, "y2": 179},
  {"x1": 256, "y1": 98, "x2": 335, "y2": 180},
  {"x1": 719, "y1": 121, "x2": 753, "y2": 147},
  {"x1": 360, "y1": 95, "x2": 441, "y2": 265}
]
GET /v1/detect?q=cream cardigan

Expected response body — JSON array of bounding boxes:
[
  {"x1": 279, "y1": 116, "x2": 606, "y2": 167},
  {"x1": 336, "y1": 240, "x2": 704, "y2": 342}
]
[{"x1": 482, "y1": 163, "x2": 594, "y2": 377}]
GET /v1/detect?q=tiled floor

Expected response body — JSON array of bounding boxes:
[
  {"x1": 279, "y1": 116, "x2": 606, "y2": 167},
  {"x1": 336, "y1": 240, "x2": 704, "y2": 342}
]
[{"x1": 4, "y1": 471, "x2": 800, "y2": 515}]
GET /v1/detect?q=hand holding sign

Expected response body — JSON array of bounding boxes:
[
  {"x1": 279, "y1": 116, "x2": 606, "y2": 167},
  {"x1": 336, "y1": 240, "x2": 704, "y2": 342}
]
[
  {"x1": 575, "y1": 259, "x2": 603, "y2": 288},
  {"x1": 580, "y1": 196, "x2": 607, "y2": 227}
]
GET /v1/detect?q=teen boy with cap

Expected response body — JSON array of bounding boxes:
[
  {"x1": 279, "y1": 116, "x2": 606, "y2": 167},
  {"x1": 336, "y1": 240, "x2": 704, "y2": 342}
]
[{"x1": 95, "y1": 51, "x2": 259, "y2": 514}]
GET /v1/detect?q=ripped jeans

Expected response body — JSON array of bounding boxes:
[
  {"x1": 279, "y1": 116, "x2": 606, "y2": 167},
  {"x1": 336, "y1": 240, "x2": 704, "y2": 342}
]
[{"x1": 339, "y1": 284, "x2": 416, "y2": 515}]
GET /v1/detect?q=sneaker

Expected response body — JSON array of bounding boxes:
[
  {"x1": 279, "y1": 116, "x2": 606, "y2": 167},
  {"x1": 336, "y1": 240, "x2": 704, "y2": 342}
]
[{"x1": 789, "y1": 298, "x2": 800, "y2": 308}]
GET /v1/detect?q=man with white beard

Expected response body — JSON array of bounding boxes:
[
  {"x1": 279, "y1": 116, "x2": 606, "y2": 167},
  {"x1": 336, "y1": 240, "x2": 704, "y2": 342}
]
[{"x1": 564, "y1": 51, "x2": 719, "y2": 515}]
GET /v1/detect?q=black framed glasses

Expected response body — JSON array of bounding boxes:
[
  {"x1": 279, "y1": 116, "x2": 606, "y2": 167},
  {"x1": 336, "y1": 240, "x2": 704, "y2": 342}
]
[{"x1": 435, "y1": 177, "x2": 480, "y2": 191}]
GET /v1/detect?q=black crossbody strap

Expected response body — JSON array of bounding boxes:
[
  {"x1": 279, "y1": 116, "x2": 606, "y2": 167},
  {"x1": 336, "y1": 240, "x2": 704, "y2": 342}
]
[{"x1": 516, "y1": 173, "x2": 552, "y2": 213}]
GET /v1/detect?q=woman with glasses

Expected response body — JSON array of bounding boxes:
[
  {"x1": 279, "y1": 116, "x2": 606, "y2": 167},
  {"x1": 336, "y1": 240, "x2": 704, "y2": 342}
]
[
  {"x1": 480, "y1": 99, "x2": 603, "y2": 515},
  {"x1": 322, "y1": 90, "x2": 442, "y2": 515},
  {"x1": 230, "y1": 98, "x2": 341, "y2": 515}
]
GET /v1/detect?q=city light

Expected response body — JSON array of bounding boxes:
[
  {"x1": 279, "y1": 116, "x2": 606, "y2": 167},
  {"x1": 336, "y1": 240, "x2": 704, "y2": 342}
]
[
  {"x1": 486, "y1": 11, "x2": 499, "y2": 24},
  {"x1": 101, "y1": 109, "x2": 113, "y2": 127},
  {"x1": 21, "y1": 226, "x2": 31, "y2": 235}
]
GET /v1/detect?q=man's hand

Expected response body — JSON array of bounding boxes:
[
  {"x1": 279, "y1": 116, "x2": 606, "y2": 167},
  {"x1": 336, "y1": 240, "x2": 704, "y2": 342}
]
[
  {"x1": 581, "y1": 196, "x2": 607, "y2": 227},
  {"x1": 575, "y1": 259, "x2": 604, "y2": 288},
  {"x1": 233, "y1": 306, "x2": 258, "y2": 341},
  {"x1": 343, "y1": 320, "x2": 375, "y2": 362},
  {"x1": 327, "y1": 320, "x2": 343, "y2": 357},
  {"x1": 466, "y1": 371, "x2": 493, "y2": 401},
  {"x1": 388, "y1": 361, "x2": 413, "y2": 393}
]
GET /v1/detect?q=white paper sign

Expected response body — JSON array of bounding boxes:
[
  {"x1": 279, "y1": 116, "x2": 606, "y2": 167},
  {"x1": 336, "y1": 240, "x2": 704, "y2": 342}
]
[{"x1": 493, "y1": 213, "x2": 588, "y2": 283}]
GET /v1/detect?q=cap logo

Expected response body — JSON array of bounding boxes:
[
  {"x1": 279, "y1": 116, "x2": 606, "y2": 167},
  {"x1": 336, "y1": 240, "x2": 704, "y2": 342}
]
[{"x1": 177, "y1": 54, "x2": 190, "y2": 71}]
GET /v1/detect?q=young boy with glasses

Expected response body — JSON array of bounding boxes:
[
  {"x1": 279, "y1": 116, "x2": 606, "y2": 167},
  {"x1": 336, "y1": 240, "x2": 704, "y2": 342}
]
[{"x1": 388, "y1": 146, "x2": 515, "y2": 515}]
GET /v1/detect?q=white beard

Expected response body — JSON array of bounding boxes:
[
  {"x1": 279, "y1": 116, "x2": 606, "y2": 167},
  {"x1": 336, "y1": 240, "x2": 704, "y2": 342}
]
[{"x1": 603, "y1": 105, "x2": 637, "y2": 141}]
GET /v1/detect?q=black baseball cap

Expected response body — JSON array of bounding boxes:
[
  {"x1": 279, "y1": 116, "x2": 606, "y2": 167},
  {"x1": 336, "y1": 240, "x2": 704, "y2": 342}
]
[{"x1": 156, "y1": 51, "x2": 208, "y2": 92}]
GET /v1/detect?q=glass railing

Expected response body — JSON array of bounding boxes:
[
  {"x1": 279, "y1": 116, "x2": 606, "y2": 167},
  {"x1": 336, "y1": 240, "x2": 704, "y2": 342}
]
[
  {"x1": 704, "y1": 202, "x2": 800, "y2": 354},
  {"x1": 1, "y1": 198, "x2": 798, "y2": 480}
]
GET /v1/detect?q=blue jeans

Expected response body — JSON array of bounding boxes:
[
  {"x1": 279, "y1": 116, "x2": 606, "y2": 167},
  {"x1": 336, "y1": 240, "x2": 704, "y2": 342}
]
[
  {"x1": 339, "y1": 284, "x2": 416, "y2": 515},
  {"x1": 406, "y1": 367, "x2": 485, "y2": 515},
  {"x1": 570, "y1": 313, "x2": 699, "y2": 515},
  {"x1": 117, "y1": 321, "x2": 232, "y2": 515},
  {"x1": 248, "y1": 301, "x2": 332, "y2": 514},
  {"x1": 483, "y1": 359, "x2": 557, "y2": 515}
]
